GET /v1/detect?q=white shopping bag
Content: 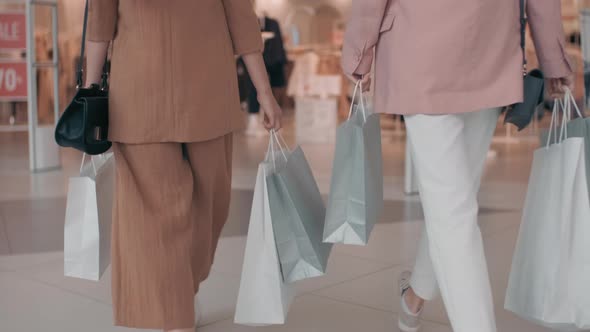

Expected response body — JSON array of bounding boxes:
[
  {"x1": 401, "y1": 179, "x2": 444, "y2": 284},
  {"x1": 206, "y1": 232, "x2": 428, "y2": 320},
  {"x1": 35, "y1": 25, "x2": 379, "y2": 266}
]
[
  {"x1": 64, "y1": 153, "x2": 115, "y2": 281},
  {"x1": 234, "y1": 140, "x2": 295, "y2": 326},
  {"x1": 505, "y1": 97, "x2": 590, "y2": 330}
]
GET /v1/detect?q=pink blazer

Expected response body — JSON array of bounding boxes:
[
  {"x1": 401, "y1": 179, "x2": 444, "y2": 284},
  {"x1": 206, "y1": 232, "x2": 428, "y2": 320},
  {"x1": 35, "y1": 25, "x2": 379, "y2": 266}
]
[{"x1": 342, "y1": 0, "x2": 574, "y2": 115}]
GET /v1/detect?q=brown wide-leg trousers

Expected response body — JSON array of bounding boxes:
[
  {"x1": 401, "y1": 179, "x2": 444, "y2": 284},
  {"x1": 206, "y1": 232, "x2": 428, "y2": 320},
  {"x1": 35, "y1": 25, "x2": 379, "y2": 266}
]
[{"x1": 111, "y1": 134, "x2": 233, "y2": 330}]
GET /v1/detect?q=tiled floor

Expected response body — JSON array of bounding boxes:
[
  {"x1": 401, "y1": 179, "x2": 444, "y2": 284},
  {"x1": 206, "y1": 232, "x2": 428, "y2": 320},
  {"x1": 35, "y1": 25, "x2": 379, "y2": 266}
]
[{"x1": 0, "y1": 113, "x2": 581, "y2": 331}]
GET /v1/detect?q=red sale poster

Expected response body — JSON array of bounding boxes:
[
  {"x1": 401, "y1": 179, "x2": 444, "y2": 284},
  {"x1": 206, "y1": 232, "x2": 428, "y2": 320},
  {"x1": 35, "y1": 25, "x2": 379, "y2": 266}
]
[
  {"x1": 0, "y1": 12, "x2": 26, "y2": 50},
  {"x1": 0, "y1": 61, "x2": 27, "y2": 101}
]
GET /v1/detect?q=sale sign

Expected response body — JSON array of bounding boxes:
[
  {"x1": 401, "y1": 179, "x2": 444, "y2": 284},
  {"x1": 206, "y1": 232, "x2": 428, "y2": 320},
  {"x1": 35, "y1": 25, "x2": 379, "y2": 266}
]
[
  {"x1": 0, "y1": 12, "x2": 26, "y2": 50},
  {"x1": 0, "y1": 61, "x2": 27, "y2": 100}
]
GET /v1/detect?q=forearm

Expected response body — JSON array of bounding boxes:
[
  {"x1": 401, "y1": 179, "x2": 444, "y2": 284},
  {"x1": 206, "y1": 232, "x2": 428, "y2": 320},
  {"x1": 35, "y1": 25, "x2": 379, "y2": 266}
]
[
  {"x1": 242, "y1": 52, "x2": 272, "y2": 98},
  {"x1": 342, "y1": 0, "x2": 389, "y2": 76},
  {"x1": 527, "y1": 0, "x2": 572, "y2": 78},
  {"x1": 85, "y1": 41, "x2": 109, "y2": 87}
]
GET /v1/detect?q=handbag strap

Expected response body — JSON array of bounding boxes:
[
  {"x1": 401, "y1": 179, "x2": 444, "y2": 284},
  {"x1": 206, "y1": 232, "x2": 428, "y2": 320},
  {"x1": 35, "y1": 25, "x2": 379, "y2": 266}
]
[
  {"x1": 76, "y1": 0, "x2": 109, "y2": 88},
  {"x1": 520, "y1": 0, "x2": 527, "y2": 74}
]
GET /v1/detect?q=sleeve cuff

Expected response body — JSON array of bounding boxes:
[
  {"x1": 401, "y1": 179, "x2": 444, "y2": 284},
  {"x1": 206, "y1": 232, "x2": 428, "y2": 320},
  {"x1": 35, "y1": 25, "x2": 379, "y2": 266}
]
[
  {"x1": 87, "y1": 35, "x2": 114, "y2": 42},
  {"x1": 233, "y1": 38, "x2": 264, "y2": 56},
  {"x1": 542, "y1": 57, "x2": 573, "y2": 78},
  {"x1": 355, "y1": 51, "x2": 374, "y2": 75},
  {"x1": 541, "y1": 42, "x2": 574, "y2": 78},
  {"x1": 87, "y1": 20, "x2": 116, "y2": 41},
  {"x1": 87, "y1": 1, "x2": 117, "y2": 41},
  {"x1": 342, "y1": 46, "x2": 374, "y2": 76}
]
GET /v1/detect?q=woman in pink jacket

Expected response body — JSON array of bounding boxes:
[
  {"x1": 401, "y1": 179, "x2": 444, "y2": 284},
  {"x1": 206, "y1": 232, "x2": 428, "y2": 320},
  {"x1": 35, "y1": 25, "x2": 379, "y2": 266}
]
[{"x1": 342, "y1": 1, "x2": 573, "y2": 331}]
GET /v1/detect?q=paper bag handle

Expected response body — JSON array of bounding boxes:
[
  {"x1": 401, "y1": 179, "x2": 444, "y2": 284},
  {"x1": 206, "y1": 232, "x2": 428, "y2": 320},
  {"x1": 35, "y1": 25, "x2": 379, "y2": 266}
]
[
  {"x1": 546, "y1": 91, "x2": 579, "y2": 148},
  {"x1": 348, "y1": 80, "x2": 367, "y2": 122},
  {"x1": 79, "y1": 153, "x2": 98, "y2": 175},
  {"x1": 79, "y1": 153, "x2": 109, "y2": 176},
  {"x1": 265, "y1": 130, "x2": 290, "y2": 171},
  {"x1": 564, "y1": 87, "x2": 583, "y2": 119}
]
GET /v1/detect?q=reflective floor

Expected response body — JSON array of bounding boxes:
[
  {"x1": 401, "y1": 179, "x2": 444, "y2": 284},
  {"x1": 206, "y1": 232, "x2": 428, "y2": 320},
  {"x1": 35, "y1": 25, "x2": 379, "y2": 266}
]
[{"x1": 0, "y1": 112, "x2": 568, "y2": 331}]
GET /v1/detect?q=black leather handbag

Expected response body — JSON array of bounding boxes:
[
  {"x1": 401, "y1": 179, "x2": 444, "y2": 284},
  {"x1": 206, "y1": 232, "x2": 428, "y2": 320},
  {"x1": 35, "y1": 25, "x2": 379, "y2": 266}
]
[
  {"x1": 55, "y1": 0, "x2": 111, "y2": 155},
  {"x1": 504, "y1": 0, "x2": 545, "y2": 131}
]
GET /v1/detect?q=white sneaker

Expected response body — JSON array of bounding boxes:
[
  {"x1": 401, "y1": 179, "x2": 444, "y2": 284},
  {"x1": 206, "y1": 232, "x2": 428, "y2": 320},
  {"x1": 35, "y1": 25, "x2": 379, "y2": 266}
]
[{"x1": 398, "y1": 271, "x2": 423, "y2": 332}]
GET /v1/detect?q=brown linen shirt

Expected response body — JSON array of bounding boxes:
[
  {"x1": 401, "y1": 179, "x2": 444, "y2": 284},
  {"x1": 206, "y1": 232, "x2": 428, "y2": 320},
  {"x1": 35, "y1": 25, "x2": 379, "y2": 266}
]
[{"x1": 88, "y1": 0, "x2": 263, "y2": 143}]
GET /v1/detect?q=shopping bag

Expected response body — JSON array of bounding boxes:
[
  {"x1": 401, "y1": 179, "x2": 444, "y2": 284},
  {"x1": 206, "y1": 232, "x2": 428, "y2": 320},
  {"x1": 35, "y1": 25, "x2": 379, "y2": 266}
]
[
  {"x1": 234, "y1": 141, "x2": 295, "y2": 326},
  {"x1": 267, "y1": 131, "x2": 333, "y2": 283},
  {"x1": 539, "y1": 89, "x2": 590, "y2": 200},
  {"x1": 324, "y1": 81, "x2": 383, "y2": 245},
  {"x1": 64, "y1": 153, "x2": 115, "y2": 281},
  {"x1": 505, "y1": 98, "x2": 590, "y2": 330}
]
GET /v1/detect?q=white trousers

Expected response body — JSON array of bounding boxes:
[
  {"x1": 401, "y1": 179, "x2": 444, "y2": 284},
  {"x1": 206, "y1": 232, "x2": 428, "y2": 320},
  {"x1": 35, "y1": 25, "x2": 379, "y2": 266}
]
[{"x1": 404, "y1": 108, "x2": 501, "y2": 332}]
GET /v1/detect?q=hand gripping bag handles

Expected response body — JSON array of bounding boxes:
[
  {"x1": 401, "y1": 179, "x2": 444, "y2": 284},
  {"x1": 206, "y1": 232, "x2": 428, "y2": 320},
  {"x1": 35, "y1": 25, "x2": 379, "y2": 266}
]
[
  {"x1": 504, "y1": 0, "x2": 545, "y2": 131},
  {"x1": 235, "y1": 135, "x2": 295, "y2": 326},
  {"x1": 55, "y1": 0, "x2": 111, "y2": 155},
  {"x1": 64, "y1": 153, "x2": 115, "y2": 281},
  {"x1": 323, "y1": 81, "x2": 383, "y2": 245},
  {"x1": 505, "y1": 91, "x2": 590, "y2": 330},
  {"x1": 541, "y1": 89, "x2": 590, "y2": 198},
  {"x1": 266, "y1": 130, "x2": 333, "y2": 283}
]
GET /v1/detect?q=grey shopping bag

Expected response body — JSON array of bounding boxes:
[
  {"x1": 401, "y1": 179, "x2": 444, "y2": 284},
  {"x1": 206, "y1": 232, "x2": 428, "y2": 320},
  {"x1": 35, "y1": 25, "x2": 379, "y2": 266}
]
[
  {"x1": 539, "y1": 90, "x2": 590, "y2": 197},
  {"x1": 267, "y1": 131, "x2": 333, "y2": 283},
  {"x1": 324, "y1": 83, "x2": 383, "y2": 245}
]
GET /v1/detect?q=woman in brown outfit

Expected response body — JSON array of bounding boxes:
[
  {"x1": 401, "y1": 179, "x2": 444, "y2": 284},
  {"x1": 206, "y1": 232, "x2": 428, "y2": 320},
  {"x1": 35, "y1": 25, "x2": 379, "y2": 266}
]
[{"x1": 84, "y1": 1, "x2": 282, "y2": 331}]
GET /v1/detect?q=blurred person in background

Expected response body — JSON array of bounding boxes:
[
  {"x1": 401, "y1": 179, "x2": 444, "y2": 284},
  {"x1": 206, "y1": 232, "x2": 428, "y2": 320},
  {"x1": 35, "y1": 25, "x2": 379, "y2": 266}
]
[{"x1": 247, "y1": 2, "x2": 288, "y2": 113}]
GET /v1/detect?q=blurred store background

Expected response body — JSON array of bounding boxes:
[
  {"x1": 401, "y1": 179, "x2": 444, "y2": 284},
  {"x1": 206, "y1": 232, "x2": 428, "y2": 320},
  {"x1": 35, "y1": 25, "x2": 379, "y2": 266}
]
[
  {"x1": 0, "y1": 0, "x2": 588, "y2": 144},
  {"x1": 0, "y1": 1, "x2": 589, "y2": 331}
]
